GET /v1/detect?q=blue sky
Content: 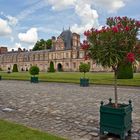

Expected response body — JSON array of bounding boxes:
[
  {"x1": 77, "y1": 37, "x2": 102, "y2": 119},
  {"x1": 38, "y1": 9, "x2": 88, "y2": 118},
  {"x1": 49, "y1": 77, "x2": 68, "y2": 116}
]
[{"x1": 0, "y1": 0, "x2": 140, "y2": 51}]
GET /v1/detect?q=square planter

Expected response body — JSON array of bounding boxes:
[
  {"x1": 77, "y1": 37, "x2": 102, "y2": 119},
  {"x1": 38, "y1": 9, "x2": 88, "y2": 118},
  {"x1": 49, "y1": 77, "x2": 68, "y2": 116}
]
[
  {"x1": 100, "y1": 99, "x2": 132, "y2": 140},
  {"x1": 80, "y1": 78, "x2": 89, "y2": 87},
  {"x1": 0, "y1": 75, "x2": 1, "y2": 80},
  {"x1": 30, "y1": 77, "x2": 39, "y2": 83}
]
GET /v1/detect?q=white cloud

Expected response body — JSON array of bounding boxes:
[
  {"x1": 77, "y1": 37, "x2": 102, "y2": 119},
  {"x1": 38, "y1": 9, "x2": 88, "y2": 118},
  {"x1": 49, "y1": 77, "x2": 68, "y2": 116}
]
[
  {"x1": 71, "y1": 24, "x2": 95, "y2": 34},
  {"x1": 0, "y1": 12, "x2": 18, "y2": 26},
  {"x1": 15, "y1": 43, "x2": 23, "y2": 49},
  {"x1": 71, "y1": 0, "x2": 127, "y2": 34},
  {"x1": 18, "y1": 28, "x2": 38, "y2": 44},
  {"x1": 17, "y1": 1, "x2": 46, "y2": 21},
  {"x1": 47, "y1": 0, "x2": 126, "y2": 13},
  {"x1": 75, "y1": 3, "x2": 98, "y2": 24},
  {"x1": 8, "y1": 43, "x2": 23, "y2": 51},
  {"x1": 47, "y1": 0, "x2": 99, "y2": 34},
  {"x1": 7, "y1": 16, "x2": 18, "y2": 26},
  {"x1": 94, "y1": 0, "x2": 126, "y2": 13},
  {"x1": 47, "y1": 0, "x2": 75, "y2": 10},
  {"x1": 28, "y1": 45, "x2": 34, "y2": 50},
  {"x1": 8, "y1": 43, "x2": 34, "y2": 51},
  {"x1": 71, "y1": 2, "x2": 99, "y2": 34},
  {"x1": 47, "y1": 0, "x2": 128, "y2": 34},
  {"x1": 0, "y1": 18, "x2": 12, "y2": 36}
]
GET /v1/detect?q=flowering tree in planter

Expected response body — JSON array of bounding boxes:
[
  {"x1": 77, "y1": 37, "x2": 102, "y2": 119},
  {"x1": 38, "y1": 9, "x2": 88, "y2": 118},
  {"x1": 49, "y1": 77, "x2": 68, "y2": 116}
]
[{"x1": 81, "y1": 16, "x2": 140, "y2": 107}]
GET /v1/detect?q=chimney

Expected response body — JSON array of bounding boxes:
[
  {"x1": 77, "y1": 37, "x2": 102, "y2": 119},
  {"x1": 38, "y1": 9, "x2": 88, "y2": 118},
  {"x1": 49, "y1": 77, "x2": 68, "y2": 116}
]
[
  {"x1": 18, "y1": 48, "x2": 22, "y2": 52},
  {"x1": 0, "y1": 47, "x2": 8, "y2": 54}
]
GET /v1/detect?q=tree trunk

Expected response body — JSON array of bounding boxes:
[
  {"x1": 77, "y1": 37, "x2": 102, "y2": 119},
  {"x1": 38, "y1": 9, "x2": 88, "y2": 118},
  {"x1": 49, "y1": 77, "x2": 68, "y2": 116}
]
[
  {"x1": 84, "y1": 72, "x2": 85, "y2": 79},
  {"x1": 114, "y1": 70, "x2": 118, "y2": 108}
]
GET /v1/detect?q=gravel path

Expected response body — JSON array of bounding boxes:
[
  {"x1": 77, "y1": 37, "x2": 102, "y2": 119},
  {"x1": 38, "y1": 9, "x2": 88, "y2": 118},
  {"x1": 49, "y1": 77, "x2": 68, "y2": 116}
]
[{"x1": 0, "y1": 80, "x2": 140, "y2": 140}]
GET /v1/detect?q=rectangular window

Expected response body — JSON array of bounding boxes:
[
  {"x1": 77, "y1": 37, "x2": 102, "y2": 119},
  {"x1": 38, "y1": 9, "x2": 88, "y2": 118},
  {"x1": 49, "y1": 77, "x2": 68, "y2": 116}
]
[
  {"x1": 80, "y1": 52, "x2": 84, "y2": 58},
  {"x1": 61, "y1": 53, "x2": 63, "y2": 59},
  {"x1": 66, "y1": 63, "x2": 69, "y2": 67},
  {"x1": 66, "y1": 53, "x2": 69, "y2": 58},
  {"x1": 73, "y1": 53, "x2": 77, "y2": 58},
  {"x1": 53, "y1": 54, "x2": 55, "y2": 59},
  {"x1": 73, "y1": 62, "x2": 76, "y2": 68}
]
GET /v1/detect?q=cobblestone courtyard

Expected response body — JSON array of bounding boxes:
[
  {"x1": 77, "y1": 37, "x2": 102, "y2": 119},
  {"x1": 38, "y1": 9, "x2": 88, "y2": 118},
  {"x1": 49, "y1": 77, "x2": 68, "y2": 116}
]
[{"x1": 0, "y1": 80, "x2": 140, "y2": 140}]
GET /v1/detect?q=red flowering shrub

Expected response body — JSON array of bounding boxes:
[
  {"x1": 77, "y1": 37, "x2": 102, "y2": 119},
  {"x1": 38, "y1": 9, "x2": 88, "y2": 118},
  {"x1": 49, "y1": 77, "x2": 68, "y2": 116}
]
[
  {"x1": 127, "y1": 52, "x2": 135, "y2": 63},
  {"x1": 81, "y1": 16, "x2": 140, "y2": 107},
  {"x1": 81, "y1": 16, "x2": 140, "y2": 65},
  {"x1": 81, "y1": 40, "x2": 90, "y2": 50}
]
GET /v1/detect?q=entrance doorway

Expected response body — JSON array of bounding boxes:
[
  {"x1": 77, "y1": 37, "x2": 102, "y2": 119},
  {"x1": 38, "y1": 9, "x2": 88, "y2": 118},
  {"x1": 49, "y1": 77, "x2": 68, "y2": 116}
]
[{"x1": 57, "y1": 63, "x2": 63, "y2": 71}]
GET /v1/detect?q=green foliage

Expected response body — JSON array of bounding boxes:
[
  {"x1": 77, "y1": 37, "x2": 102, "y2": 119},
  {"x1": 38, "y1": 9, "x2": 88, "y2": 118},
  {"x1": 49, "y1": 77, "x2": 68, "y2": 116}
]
[
  {"x1": 48, "y1": 61, "x2": 55, "y2": 72},
  {"x1": 84, "y1": 17, "x2": 140, "y2": 70},
  {"x1": 0, "y1": 119, "x2": 66, "y2": 140},
  {"x1": 117, "y1": 62, "x2": 133, "y2": 79},
  {"x1": 12, "y1": 64, "x2": 18, "y2": 72},
  {"x1": 79, "y1": 63, "x2": 90, "y2": 78},
  {"x1": 46, "y1": 39, "x2": 52, "y2": 49},
  {"x1": 79, "y1": 63, "x2": 90, "y2": 73},
  {"x1": 83, "y1": 16, "x2": 140, "y2": 106},
  {"x1": 32, "y1": 39, "x2": 52, "y2": 51},
  {"x1": 29, "y1": 66, "x2": 39, "y2": 76},
  {"x1": 0, "y1": 68, "x2": 2, "y2": 71}
]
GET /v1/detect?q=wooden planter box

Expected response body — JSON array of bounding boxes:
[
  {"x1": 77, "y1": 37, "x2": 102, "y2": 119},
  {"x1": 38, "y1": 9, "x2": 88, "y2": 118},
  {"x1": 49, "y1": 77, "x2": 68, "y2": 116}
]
[
  {"x1": 30, "y1": 77, "x2": 38, "y2": 83},
  {"x1": 80, "y1": 78, "x2": 89, "y2": 87},
  {"x1": 100, "y1": 99, "x2": 132, "y2": 140}
]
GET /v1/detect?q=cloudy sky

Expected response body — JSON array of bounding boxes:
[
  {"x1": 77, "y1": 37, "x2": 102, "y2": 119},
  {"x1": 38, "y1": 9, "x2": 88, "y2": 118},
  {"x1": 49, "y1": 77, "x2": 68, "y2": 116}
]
[{"x1": 0, "y1": 0, "x2": 139, "y2": 51}]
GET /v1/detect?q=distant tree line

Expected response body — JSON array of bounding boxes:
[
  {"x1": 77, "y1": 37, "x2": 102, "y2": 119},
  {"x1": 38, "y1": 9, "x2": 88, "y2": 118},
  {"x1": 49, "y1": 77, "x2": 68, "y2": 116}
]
[{"x1": 32, "y1": 39, "x2": 52, "y2": 51}]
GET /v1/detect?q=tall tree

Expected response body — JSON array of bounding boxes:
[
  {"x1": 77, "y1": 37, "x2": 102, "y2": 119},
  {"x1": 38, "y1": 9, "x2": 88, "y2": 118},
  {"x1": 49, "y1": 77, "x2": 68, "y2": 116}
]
[
  {"x1": 48, "y1": 61, "x2": 55, "y2": 72},
  {"x1": 32, "y1": 39, "x2": 52, "y2": 51},
  {"x1": 46, "y1": 39, "x2": 52, "y2": 49}
]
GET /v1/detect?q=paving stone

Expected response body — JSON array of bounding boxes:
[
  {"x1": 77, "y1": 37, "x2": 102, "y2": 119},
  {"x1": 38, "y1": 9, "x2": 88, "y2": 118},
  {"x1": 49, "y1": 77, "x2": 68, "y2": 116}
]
[
  {"x1": 0, "y1": 80, "x2": 140, "y2": 140},
  {"x1": 2, "y1": 107, "x2": 14, "y2": 112},
  {"x1": 79, "y1": 138, "x2": 90, "y2": 140},
  {"x1": 89, "y1": 132, "x2": 99, "y2": 137},
  {"x1": 81, "y1": 134, "x2": 93, "y2": 140},
  {"x1": 78, "y1": 131, "x2": 88, "y2": 136}
]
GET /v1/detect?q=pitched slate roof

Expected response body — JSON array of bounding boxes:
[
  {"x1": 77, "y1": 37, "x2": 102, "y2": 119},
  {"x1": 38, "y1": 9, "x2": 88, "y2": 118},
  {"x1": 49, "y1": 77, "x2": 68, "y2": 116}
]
[{"x1": 60, "y1": 29, "x2": 72, "y2": 50}]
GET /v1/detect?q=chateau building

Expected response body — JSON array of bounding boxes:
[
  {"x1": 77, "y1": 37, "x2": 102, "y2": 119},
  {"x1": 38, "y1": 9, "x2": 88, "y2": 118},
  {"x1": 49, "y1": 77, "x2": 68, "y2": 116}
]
[{"x1": 0, "y1": 29, "x2": 140, "y2": 72}]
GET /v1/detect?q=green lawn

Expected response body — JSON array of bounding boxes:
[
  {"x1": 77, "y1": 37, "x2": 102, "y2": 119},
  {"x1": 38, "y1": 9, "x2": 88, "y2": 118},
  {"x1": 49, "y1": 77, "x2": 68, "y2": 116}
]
[
  {"x1": 0, "y1": 71, "x2": 140, "y2": 86},
  {"x1": 0, "y1": 119, "x2": 66, "y2": 140}
]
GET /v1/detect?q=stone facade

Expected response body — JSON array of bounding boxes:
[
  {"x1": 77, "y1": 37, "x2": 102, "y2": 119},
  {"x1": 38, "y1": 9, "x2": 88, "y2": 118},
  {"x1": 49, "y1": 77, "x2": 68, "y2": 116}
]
[
  {"x1": 0, "y1": 29, "x2": 140, "y2": 72},
  {"x1": 0, "y1": 47, "x2": 7, "y2": 54}
]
